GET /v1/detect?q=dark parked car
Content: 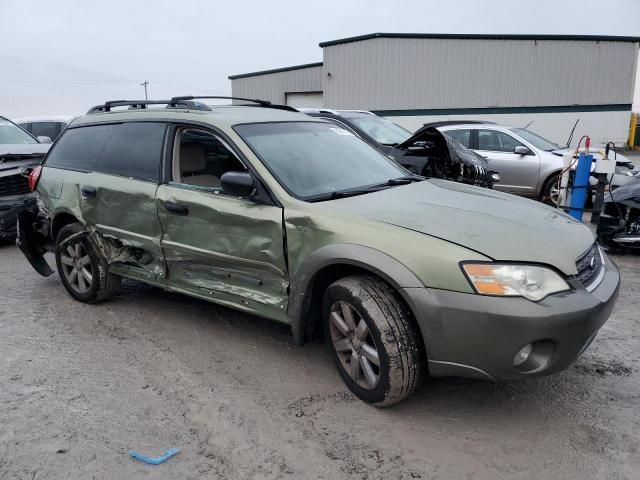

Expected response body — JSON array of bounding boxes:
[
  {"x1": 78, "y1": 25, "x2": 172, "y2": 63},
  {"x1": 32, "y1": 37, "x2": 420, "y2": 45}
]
[
  {"x1": 300, "y1": 109, "x2": 497, "y2": 188},
  {"x1": 0, "y1": 116, "x2": 50, "y2": 239},
  {"x1": 15, "y1": 116, "x2": 73, "y2": 142}
]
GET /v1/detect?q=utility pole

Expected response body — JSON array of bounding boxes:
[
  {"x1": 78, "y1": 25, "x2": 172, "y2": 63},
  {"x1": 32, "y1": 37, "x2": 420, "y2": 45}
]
[{"x1": 140, "y1": 80, "x2": 149, "y2": 100}]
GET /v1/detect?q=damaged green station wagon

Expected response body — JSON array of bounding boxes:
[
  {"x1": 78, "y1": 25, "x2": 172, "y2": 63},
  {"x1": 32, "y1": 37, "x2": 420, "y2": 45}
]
[{"x1": 18, "y1": 97, "x2": 620, "y2": 406}]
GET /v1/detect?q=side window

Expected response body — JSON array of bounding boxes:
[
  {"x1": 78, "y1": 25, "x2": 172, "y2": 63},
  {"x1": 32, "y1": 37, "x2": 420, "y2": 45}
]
[
  {"x1": 477, "y1": 129, "x2": 523, "y2": 152},
  {"x1": 173, "y1": 128, "x2": 246, "y2": 189},
  {"x1": 45, "y1": 123, "x2": 166, "y2": 182},
  {"x1": 445, "y1": 129, "x2": 471, "y2": 147},
  {"x1": 30, "y1": 122, "x2": 60, "y2": 140},
  {"x1": 99, "y1": 123, "x2": 166, "y2": 181},
  {"x1": 45, "y1": 124, "x2": 114, "y2": 171},
  {"x1": 19, "y1": 123, "x2": 32, "y2": 133}
]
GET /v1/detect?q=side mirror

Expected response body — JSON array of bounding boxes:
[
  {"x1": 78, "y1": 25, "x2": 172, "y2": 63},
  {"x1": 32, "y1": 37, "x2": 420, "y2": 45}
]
[
  {"x1": 37, "y1": 136, "x2": 52, "y2": 144},
  {"x1": 514, "y1": 145, "x2": 531, "y2": 155},
  {"x1": 221, "y1": 172, "x2": 255, "y2": 197}
]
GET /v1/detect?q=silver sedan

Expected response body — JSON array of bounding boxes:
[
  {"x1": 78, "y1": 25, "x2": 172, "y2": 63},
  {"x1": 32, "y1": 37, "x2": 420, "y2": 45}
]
[{"x1": 439, "y1": 123, "x2": 640, "y2": 204}]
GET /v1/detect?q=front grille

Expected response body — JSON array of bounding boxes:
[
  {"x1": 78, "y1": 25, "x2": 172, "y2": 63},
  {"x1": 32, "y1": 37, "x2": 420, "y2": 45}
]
[
  {"x1": 0, "y1": 173, "x2": 29, "y2": 197},
  {"x1": 575, "y1": 244, "x2": 603, "y2": 288}
]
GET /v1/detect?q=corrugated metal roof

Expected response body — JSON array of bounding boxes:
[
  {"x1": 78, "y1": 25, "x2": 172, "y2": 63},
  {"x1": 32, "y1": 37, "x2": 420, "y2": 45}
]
[
  {"x1": 319, "y1": 32, "x2": 640, "y2": 48},
  {"x1": 229, "y1": 62, "x2": 323, "y2": 80}
]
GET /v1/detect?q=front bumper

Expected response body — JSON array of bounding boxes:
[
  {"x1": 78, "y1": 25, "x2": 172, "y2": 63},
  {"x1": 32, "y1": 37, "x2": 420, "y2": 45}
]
[{"x1": 402, "y1": 253, "x2": 620, "y2": 380}]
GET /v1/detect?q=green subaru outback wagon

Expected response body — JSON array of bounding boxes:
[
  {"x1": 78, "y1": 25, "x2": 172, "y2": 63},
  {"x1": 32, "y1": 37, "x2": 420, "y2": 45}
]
[{"x1": 18, "y1": 97, "x2": 620, "y2": 406}]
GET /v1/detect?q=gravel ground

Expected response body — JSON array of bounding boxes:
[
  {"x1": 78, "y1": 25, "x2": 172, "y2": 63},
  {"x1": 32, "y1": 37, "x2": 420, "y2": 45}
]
[{"x1": 0, "y1": 243, "x2": 639, "y2": 479}]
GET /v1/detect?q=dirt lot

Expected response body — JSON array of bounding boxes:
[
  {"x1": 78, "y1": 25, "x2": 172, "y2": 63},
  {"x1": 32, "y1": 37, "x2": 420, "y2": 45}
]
[{"x1": 1, "y1": 243, "x2": 639, "y2": 480}]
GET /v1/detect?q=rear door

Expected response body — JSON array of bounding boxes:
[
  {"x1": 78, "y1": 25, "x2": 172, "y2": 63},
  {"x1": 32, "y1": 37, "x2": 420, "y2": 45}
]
[
  {"x1": 473, "y1": 128, "x2": 540, "y2": 195},
  {"x1": 155, "y1": 126, "x2": 288, "y2": 321},
  {"x1": 44, "y1": 122, "x2": 167, "y2": 277}
]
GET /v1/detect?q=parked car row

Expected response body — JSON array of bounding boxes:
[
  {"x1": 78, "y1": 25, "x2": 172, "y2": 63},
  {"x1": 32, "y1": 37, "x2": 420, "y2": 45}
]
[
  {"x1": 16, "y1": 97, "x2": 620, "y2": 406},
  {"x1": 0, "y1": 116, "x2": 51, "y2": 240},
  {"x1": 298, "y1": 109, "x2": 498, "y2": 188}
]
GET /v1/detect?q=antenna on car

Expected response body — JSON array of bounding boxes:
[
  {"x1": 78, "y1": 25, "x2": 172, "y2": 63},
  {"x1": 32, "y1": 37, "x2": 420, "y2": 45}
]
[{"x1": 565, "y1": 119, "x2": 580, "y2": 148}]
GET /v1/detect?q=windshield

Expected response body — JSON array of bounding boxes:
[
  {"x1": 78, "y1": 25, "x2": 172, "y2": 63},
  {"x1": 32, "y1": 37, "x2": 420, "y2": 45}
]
[
  {"x1": 509, "y1": 128, "x2": 560, "y2": 151},
  {"x1": 0, "y1": 118, "x2": 38, "y2": 144},
  {"x1": 340, "y1": 112, "x2": 411, "y2": 146},
  {"x1": 235, "y1": 122, "x2": 409, "y2": 200}
]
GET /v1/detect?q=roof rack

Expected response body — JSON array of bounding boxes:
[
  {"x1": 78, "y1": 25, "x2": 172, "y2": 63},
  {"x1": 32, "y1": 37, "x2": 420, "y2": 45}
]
[
  {"x1": 87, "y1": 99, "x2": 211, "y2": 114},
  {"x1": 170, "y1": 96, "x2": 298, "y2": 112},
  {"x1": 87, "y1": 96, "x2": 298, "y2": 114}
]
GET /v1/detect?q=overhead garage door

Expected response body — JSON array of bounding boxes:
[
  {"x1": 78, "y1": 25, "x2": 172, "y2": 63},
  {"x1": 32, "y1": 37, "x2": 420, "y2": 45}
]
[{"x1": 285, "y1": 92, "x2": 323, "y2": 108}]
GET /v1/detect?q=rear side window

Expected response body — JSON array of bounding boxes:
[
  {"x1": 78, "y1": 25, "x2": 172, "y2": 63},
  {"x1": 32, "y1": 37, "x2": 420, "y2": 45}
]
[{"x1": 46, "y1": 122, "x2": 166, "y2": 182}]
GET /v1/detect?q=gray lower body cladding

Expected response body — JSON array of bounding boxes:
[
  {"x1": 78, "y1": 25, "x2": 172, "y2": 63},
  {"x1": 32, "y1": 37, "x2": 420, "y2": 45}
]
[{"x1": 402, "y1": 254, "x2": 620, "y2": 380}]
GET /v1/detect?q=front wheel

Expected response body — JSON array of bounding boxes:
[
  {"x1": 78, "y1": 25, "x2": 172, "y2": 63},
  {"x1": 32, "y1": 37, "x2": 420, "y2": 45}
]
[{"x1": 323, "y1": 275, "x2": 425, "y2": 407}]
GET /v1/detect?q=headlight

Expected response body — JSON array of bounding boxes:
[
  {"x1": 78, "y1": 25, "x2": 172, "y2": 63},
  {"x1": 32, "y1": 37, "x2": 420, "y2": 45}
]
[{"x1": 461, "y1": 263, "x2": 570, "y2": 301}]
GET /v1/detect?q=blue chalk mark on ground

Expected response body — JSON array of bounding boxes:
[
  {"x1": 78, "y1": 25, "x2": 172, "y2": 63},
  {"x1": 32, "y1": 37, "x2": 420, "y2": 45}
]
[{"x1": 128, "y1": 448, "x2": 180, "y2": 465}]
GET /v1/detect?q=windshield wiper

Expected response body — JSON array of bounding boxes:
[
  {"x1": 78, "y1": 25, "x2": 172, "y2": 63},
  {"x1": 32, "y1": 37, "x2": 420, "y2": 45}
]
[
  {"x1": 307, "y1": 176, "x2": 424, "y2": 203},
  {"x1": 383, "y1": 175, "x2": 425, "y2": 185}
]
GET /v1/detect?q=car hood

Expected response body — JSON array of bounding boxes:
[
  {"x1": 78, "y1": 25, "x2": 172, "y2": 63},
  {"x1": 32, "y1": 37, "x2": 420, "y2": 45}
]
[
  {"x1": 325, "y1": 179, "x2": 594, "y2": 275},
  {"x1": 608, "y1": 181, "x2": 640, "y2": 207},
  {"x1": 0, "y1": 143, "x2": 50, "y2": 158}
]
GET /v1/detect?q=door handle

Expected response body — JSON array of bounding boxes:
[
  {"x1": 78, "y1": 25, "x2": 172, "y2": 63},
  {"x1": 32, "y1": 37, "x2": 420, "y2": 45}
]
[
  {"x1": 81, "y1": 185, "x2": 96, "y2": 198},
  {"x1": 163, "y1": 201, "x2": 189, "y2": 216}
]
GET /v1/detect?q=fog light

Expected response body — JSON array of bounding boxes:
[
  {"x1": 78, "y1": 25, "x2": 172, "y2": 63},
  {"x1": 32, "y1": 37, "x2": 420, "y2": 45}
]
[{"x1": 513, "y1": 344, "x2": 533, "y2": 367}]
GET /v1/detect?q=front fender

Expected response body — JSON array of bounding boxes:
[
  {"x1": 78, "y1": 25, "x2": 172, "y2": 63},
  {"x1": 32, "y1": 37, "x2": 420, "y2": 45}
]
[{"x1": 288, "y1": 243, "x2": 425, "y2": 344}]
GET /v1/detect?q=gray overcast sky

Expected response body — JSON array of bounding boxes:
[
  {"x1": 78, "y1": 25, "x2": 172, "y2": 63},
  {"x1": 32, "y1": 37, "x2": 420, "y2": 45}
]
[{"x1": 1, "y1": 0, "x2": 639, "y2": 118}]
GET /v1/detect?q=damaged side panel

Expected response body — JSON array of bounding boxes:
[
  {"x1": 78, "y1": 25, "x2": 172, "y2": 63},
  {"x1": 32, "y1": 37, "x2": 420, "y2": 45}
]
[
  {"x1": 155, "y1": 184, "x2": 290, "y2": 322},
  {"x1": 80, "y1": 172, "x2": 165, "y2": 278},
  {"x1": 19, "y1": 168, "x2": 166, "y2": 280}
]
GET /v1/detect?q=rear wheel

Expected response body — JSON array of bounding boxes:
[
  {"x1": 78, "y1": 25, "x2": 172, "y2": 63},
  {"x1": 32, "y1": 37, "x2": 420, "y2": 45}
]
[
  {"x1": 323, "y1": 275, "x2": 425, "y2": 407},
  {"x1": 55, "y1": 223, "x2": 120, "y2": 303}
]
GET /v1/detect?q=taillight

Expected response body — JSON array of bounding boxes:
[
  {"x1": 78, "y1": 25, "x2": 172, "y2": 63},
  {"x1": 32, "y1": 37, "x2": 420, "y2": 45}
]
[{"x1": 28, "y1": 165, "x2": 42, "y2": 192}]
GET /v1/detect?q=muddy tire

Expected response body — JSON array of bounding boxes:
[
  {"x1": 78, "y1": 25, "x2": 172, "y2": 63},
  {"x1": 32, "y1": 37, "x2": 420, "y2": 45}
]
[
  {"x1": 55, "y1": 223, "x2": 120, "y2": 303},
  {"x1": 323, "y1": 275, "x2": 425, "y2": 407}
]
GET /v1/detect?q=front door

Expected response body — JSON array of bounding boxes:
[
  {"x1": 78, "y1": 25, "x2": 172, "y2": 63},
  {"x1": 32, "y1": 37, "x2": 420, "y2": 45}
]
[
  {"x1": 156, "y1": 126, "x2": 289, "y2": 321},
  {"x1": 473, "y1": 128, "x2": 540, "y2": 196}
]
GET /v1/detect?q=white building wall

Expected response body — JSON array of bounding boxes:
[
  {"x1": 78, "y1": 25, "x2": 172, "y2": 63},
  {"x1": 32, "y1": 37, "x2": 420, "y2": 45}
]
[
  {"x1": 230, "y1": 64, "x2": 323, "y2": 105},
  {"x1": 322, "y1": 37, "x2": 638, "y2": 111}
]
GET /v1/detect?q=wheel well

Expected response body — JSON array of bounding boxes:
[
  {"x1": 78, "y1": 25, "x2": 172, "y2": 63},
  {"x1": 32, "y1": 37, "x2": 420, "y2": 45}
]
[
  {"x1": 539, "y1": 170, "x2": 562, "y2": 199},
  {"x1": 302, "y1": 263, "x2": 424, "y2": 347},
  {"x1": 51, "y1": 213, "x2": 79, "y2": 241}
]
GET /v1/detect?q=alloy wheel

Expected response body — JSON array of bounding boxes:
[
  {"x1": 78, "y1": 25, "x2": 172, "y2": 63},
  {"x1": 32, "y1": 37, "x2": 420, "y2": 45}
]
[
  {"x1": 549, "y1": 183, "x2": 560, "y2": 206},
  {"x1": 59, "y1": 242, "x2": 93, "y2": 294},
  {"x1": 329, "y1": 301, "x2": 380, "y2": 390}
]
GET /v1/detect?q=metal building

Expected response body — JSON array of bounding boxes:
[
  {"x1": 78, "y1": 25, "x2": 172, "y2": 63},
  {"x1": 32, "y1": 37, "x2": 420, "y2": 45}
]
[{"x1": 229, "y1": 33, "x2": 640, "y2": 146}]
